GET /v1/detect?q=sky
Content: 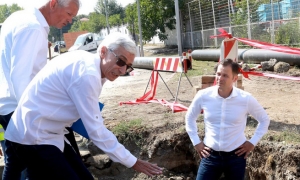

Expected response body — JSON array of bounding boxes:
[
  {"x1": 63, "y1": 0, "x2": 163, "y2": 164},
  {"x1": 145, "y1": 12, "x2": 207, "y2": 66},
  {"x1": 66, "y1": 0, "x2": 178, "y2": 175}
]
[{"x1": 0, "y1": 0, "x2": 135, "y2": 15}]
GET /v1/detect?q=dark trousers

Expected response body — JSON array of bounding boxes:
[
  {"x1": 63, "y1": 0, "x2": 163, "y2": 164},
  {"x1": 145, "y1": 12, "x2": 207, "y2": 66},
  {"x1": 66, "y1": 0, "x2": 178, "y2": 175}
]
[
  {"x1": 0, "y1": 112, "x2": 14, "y2": 130},
  {"x1": 3, "y1": 140, "x2": 94, "y2": 180},
  {"x1": 196, "y1": 150, "x2": 246, "y2": 180},
  {"x1": 65, "y1": 127, "x2": 81, "y2": 157},
  {"x1": 1, "y1": 112, "x2": 84, "y2": 179}
]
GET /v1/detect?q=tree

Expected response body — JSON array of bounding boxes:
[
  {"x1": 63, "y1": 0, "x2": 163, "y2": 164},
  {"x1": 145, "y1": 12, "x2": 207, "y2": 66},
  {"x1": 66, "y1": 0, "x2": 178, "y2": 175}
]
[
  {"x1": 124, "y1": 3, "x2": 138, "y2": 44},
  {"x1": 49, "y1": 27, "x2": 61, "y2": 42},
  {"x1": 69, "y1": 12, "x2": 107, "y2": 33},
  {"x1": 109, "y1": 14, "x2": 122, "y2": 27},
  {"x1": 139, "y1": 0, "x2": 185, "y2": 42},
  {"x1": 69, "y1": 21, "x2": 81, "y2": 32},
  {"x1": 0, "y1": 4, "x2": 22, "y2": 23},
  {"x1": 276, "y1": 20, "x2": 300, "y2": 45},
  {"x1": 95, "y1": 0, "x2": 125, "y2": 21},
  {"x1": 230, "y1": 0, "x2": 272, "y2": 39},
  {"x1": 87, "y1": 12, "x2": 106, "y2": 32},
  {"x1": 9, "y1": 4, "x2": 23, "y2": 13}
]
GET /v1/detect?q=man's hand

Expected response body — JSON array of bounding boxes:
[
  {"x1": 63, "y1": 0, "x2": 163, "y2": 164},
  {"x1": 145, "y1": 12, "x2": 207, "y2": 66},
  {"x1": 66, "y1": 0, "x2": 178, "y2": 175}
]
[
  {"x1": 0, "y1": 149, "x2": 3, "y2": 156},
  {"x1": 132, "y1": 159, "x2": 163, "y2": 177},
  {"x1": 235, "y1": 141, "x2": 254, "y2": 159},
  {"x1": 194, "y1": 142, "x2": 211, "y2": 159}
]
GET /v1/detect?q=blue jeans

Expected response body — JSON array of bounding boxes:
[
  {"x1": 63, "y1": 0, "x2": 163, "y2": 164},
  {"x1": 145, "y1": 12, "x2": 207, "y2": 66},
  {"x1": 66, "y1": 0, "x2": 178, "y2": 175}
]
[
  {"x1": 196, "y1": 151, "x2": 246, "y2": 180},
  {"x1": 3, "y1": 140, "x2": 93, "y2": 180}
]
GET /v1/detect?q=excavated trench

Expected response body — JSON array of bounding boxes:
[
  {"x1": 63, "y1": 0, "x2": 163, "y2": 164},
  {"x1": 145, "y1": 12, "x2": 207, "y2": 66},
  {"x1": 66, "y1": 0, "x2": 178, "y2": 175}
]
[{"x1": 82, "y1": 127, "x2": 300, "y2": 180}]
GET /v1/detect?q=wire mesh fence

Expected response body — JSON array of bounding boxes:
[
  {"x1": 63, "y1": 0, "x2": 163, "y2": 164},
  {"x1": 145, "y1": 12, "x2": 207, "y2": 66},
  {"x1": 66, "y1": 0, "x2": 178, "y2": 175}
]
[{"x1": 182, "y1": 0, "x2": 300, "y2": 49}]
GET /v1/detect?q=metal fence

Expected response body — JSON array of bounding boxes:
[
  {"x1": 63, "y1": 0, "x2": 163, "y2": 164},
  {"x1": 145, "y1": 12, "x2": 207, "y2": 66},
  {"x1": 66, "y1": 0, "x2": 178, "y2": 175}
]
[{"x1": 182, "y1": 0, "x2": 300, "y2": 49}]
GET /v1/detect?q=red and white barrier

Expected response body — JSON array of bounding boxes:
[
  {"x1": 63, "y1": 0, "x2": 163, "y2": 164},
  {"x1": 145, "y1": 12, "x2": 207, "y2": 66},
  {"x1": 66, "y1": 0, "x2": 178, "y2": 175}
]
[
  {"x1": 120, "y1": 55, "x2": 193, "y2": 113},
  {"x1": 220, "y1": 38, "x2": 238, "y2": 62},
  {"x1": 153, "y1": 57, "x2": 183, "y2": 72}
]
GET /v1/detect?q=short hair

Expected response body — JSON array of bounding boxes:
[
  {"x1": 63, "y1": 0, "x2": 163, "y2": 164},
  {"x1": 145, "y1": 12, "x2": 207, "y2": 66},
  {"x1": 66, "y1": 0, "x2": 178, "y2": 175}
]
[
  {"x1": 56, "y1": 0, "x2": 81, "y2": 8},
  {"x1": 219, "y1": 58, "x2": 240, "y2": 75},
  {"x1": 97, "y1": 32, "x2": 137, "y2": 56}
]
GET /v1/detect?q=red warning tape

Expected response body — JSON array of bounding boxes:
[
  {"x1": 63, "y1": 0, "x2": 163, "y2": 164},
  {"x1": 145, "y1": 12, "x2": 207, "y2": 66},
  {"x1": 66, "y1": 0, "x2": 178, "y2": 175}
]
[{"x1": 212, "y1": 28, "x2": 300, "y2": 81}]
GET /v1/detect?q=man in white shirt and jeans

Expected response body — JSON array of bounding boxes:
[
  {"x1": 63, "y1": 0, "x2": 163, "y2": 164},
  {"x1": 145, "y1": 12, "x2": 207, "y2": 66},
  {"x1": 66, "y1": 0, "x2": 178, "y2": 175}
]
[
  {"x1": 4, "y1": 32, "x2": 163, "y2": 179},
  {"x1": 185, "y1": 59, "x2": 270, "y2": 180}
]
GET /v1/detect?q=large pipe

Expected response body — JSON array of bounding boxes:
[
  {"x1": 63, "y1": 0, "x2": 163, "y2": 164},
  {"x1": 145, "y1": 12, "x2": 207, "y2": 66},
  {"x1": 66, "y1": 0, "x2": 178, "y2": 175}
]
[
  {"x1": 133, "y1": 57, "x2": 192, "y2": 71},
  {"x1": 191, "y1": 49, "x2": 300, "y2": 65},
  {"x1": 132, "y1": 48, "x2": 300, "y2": 70},
  {"x1": 133, "y1": 57, "x2": 154, "y2": 69}
]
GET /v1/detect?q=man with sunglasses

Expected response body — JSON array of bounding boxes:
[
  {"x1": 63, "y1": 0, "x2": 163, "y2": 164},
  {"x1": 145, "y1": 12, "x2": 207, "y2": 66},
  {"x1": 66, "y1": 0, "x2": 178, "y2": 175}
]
[
  {"x1": 109, "y1": 48, "x2": 134, "y2": 73},
  {"x1": 4, "y1": 32, "x2": 163, "y2": 179}
]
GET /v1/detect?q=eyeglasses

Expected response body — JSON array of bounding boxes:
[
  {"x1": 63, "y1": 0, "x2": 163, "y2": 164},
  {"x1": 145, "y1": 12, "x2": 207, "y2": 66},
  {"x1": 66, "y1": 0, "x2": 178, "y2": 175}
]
[{"x1": 109, "y1": 49, "x2": 134, "y2": 73}]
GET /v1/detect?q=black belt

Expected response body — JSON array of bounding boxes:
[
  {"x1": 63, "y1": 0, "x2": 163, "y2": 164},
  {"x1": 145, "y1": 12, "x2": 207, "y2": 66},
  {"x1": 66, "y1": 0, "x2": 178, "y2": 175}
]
[{"x1": 210, "y1": 148, "x2": 238, "y2": 156}]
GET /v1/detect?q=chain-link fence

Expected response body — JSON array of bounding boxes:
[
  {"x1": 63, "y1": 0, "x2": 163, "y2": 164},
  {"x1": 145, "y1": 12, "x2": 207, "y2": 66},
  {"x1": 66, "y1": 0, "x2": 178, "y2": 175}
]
[{"x1": 182, "y1": 0, "x2": 300, "y2": 49}]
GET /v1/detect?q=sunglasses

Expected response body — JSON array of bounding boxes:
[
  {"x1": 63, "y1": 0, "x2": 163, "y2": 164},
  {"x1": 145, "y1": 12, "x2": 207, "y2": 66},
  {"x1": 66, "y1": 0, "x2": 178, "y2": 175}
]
[{"x1": 109, "y1": 49, "x2": 134, "y2": 73}]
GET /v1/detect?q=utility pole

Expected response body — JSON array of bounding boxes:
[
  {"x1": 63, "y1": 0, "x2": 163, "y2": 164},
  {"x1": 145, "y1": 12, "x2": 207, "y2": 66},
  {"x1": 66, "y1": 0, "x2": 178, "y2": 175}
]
[
  {"x1": 104, "y1": 0, "x2": 110, "y2": 34},
  {"x1": 175, "y1": 0, "x2": 182, "y2": 55},
  {"x1": 270, "y1": 0, "x2": 275, "y2": 43},
  {"x1": 60, "y1": 28, "x2": 62, "y2": 41},
  {"x1": 137, "y1": 0, "x2": 144, "y2": 56},
  {"x1": 247, "y1": 0, "x2": 251, "y2": 39}
]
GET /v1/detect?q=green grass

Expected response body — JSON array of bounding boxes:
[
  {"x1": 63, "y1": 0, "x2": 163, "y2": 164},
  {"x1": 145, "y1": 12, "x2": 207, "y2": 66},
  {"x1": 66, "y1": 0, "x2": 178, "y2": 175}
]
[
  {"x1": 186, "y1": 60, "x2": 217, "y2": 77},
  {"x1": 112, "y1": 119, "x2": 143, "y2": 136},
  {"x1": 246, "y1": 116, "x2": 300, "y2": 144},
  {"x1": 112, "y1": 118, "x2": 149, "y2": 147},
  {"x1": 262, "y1": 130, "x2": 300, "y2": 144},
  {"x1": 172, "y1": 60, "x2": 217, "y2": 80}
]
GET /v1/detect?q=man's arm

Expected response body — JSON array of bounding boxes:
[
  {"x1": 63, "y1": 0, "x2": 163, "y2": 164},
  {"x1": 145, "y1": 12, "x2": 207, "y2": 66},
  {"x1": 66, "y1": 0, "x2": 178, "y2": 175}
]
[
  {"x1": 236, "y1": 95, "x2": 270, "y2": 158},
  {"x1": 185, "y1": 92, "x2": 209, "y2": 159},
  {"x1": 67, "y1": 75, "x2": 162, "y2": 176},
  {"x1": 247, "y1": 95, "x2": 270, "y2": 146},
  {"x1": 10, "y1": 28, "x2": 47, "y2": 102}
]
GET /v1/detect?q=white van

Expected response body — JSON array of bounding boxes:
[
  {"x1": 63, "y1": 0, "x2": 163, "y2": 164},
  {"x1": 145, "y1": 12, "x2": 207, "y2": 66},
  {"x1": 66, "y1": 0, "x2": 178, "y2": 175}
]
[{"x1": 68, "y1": 33, "x2": 104, "y2": 53}]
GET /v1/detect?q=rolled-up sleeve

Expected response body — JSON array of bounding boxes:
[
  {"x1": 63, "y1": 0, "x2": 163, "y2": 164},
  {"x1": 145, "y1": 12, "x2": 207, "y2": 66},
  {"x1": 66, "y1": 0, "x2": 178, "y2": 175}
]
[{"x1": 67, "y1": 75, "x2": 137, "y2": 168}]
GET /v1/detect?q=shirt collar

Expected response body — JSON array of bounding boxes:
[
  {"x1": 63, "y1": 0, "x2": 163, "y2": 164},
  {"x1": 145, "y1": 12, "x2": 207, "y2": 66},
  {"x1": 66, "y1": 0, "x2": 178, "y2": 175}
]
[
  {"x1": 94, "y1": 53, "x2": 107, "y2": 85},
  {"x1": 211, "y1": 85, "x2": 238, "y2": 99},
  {"x1": 31, "y1": 7, "x2": 50, "y2": 34}
]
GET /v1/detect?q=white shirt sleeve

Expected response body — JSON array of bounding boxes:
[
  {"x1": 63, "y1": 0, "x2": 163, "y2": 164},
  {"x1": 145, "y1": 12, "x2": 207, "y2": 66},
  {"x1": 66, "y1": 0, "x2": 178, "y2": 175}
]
[
  {"x1": 185, "y1": 92, "x2": 202, "y2": 146},
  {"x1": 10, "y1": 28, "x2": 46, "y2": 102},
  {"x1": 67, "y1": 74, "x2": 137, "y2": 168},
  {"x1": 247, "y1": 96, "x2": 270, "y2": 146}
]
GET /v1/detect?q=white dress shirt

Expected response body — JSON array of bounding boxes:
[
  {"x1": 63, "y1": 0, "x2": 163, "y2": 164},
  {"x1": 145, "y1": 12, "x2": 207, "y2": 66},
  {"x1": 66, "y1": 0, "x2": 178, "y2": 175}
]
[
  {"x1": 0, "y1": 8, "x2": 49, "y2": 115},
  {"x1": 185, "y1": 86, "x2": 270, "y2": 152},
  {"x1": 5, "y1": 50, "x2": 137, "y2": 168}
]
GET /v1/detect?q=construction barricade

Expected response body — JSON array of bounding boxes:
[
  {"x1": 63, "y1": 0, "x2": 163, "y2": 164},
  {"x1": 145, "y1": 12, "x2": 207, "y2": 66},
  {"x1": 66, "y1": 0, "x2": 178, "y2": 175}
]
[
  {"x1": 194, "y1": 36, "x2": 244, "y2": 93},
  {"x1": 120, "y1": 55, "x2": 193, "y2": 113}
]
